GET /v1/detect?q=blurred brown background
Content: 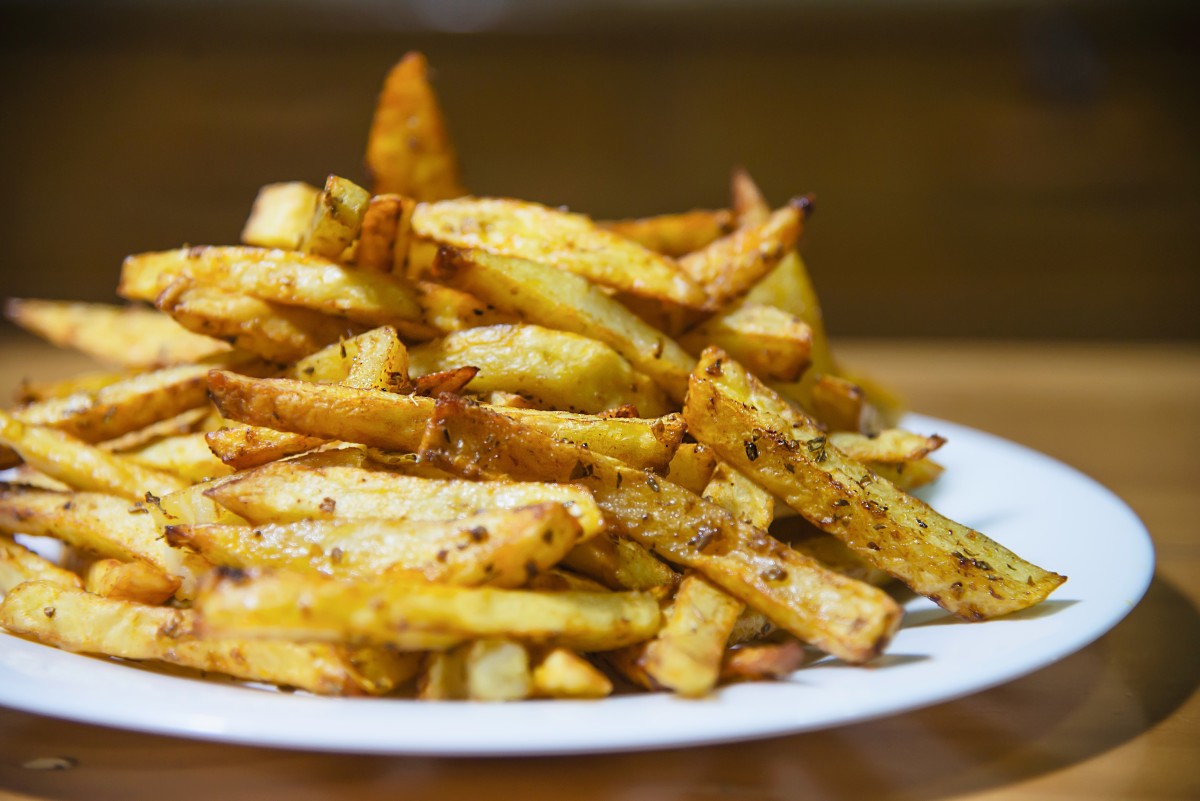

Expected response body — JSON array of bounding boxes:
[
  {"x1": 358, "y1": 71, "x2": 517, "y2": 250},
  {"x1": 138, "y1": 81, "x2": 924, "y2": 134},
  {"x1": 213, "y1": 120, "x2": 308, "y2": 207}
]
[{"x1": 0, "y1": 0, "x2": 1196, "y2": 341}]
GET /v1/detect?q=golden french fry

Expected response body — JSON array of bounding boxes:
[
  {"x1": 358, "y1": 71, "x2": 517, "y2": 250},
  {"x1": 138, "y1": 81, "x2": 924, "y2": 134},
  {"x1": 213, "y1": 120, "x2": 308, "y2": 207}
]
[
  {"x1": 418, "y1": 646, "x2": 469, "y2": 700},
  {"x1": 167, "y1": 503, "x2": 585, "y2": 589},
  {"x1": 121, "y1": 431, "x2": 233, "y2": 483},
  {"x1": 412, "y1": 366, "x2": 478, "y2": 397},
  {"x1": 419, "y1": 394, "x2": 902, "y2": 663},
  {"x1": 531, "y1": 647, "x2": 612, "y2": 699},
  {"x1": 678, "y1": 303, "x2": 812, "y2": 383},
  {"x1": 720, "y1": 639, "x2": 809, "y2": 683},
  {"x1": 355, "y1": 194, "x2": 417, "y2": 274},
  {"x1": 464, "y1": 639, "x2": 533, "y2": 701},
  {"x1": 601, "y1": 209, "x2": 735, "y2": 257},
  {"x1": 829, "y1": 429, "x2": 947, "y2": 464},
  {"x1": 299, "y1": 174, "x2": 372, "y2": 261},
  {"x1": 730, "y1": 167, "x2": 771, "y2": 227},
  {"x1": 0, "y1": 534, "x2": 82, "y2": 594},
  {"x1": 433, "y1": 247, "x2": 697, "y2": 403},
  {"x1": 664, "y1": 443, "x2": 718, "y2": 495},
  {"x1": 413, "y1": 198, "x2": 708, "y2": 308},
  {"x1": 240, "y1": 181, "x2": 320, "y2": 250},
  {"x1": 365, "y1": 51, "x2": 467, "y2": 202},
  {"x1": 206, "y1": 370, "x2": 685, "y2": 472},
  {"x1": 407, "y1": 324, "x2": 671, "y2": 416},
  {"x1": 560, "y1": 535, "x2": 678, "y2": 592},
  {"x1": 0, "y1": 581, "x2": 411, "y2": 695},
  {"x1": 4, "y1": 299, "x2": 229, "y2": 368},
  {"x1": 683, "y1": 348, "x2": 1066, "y2": 620},
  {"x1": 195, "y1": 569, "x2": 662, "y2": 653},
  {"x1": 871, "y1": 458, "x2": 945, "y2": 492},
  {"x1": 84, "y1": 558, "x2": 179, "y2": 605}
]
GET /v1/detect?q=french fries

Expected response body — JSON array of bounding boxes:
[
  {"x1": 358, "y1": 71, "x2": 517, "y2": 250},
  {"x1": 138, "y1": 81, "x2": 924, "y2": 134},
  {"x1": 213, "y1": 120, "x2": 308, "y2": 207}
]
[{"x1": 0, "y1": 52, "x2": 1064, "y2": 703}]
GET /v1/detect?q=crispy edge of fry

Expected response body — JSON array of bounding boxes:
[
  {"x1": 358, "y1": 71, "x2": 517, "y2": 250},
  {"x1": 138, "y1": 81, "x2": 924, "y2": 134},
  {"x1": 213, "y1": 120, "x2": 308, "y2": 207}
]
[
  {"x1": 830, "y1": 429, "x2": 947, "y2": 464},
  {"x1": 684, "y1": 347, "x2": 1067, "y2": 620}
]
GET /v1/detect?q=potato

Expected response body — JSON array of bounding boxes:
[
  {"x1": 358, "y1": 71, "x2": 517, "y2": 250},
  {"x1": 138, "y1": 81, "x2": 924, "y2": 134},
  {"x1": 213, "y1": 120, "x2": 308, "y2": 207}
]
[
  {"x1": 240, "y1": 181, "x2": 320, "y2": 250},
  {"x1": 530, "y1": 647, "x2": 612, "y2": 699},
  {"x1": 683, "y1": 347, "x2": 1066, "y2": 620},
  {"x1": 84, "y1": 558, "x2": 179, "y2": 605},
  {"x1": 0, "y1": 534, "x2": 83, "y2": 595},
  {"x1": 601, "y1": 209, "x2": 735, "y2": 257},
  {"x1": 678, "y1": 303, "x2": 812, "y2": 384},
  {"x1": 299, "y1": 174, "x2": 372, "y2": 261},
  {"x1": 355, "y1": 193, "x2": 417, "y2": 274}
]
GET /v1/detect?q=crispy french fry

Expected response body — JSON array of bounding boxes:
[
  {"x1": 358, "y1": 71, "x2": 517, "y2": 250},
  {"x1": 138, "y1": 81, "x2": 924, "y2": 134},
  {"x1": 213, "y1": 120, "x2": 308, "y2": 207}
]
[
  {"x1": 871, "y1": 458, "x2": 945, "y2": 492},
  {"x1": 299, "y1": 174, "x2": 372, "y2": 261},
  {"x1": 355, "y1": 194, "x2": 417, "y2": 274},
  {"x1": 414, "y1": 280, "x2": 518, "y2": 334},
  {"x1": 411, "y1": 366, "x2": 477, "y2": 397},
  {"x1": 122, "y1": 431, "x2": 234, "y2": 483},
  {"x1": 408, "y1": 324, "x2": 671, "y2": 416},
  {"x1": 167, "y1": 503, "x2": 585, "y2": 588},
  {"x1": 433, "y1": 247, "x2": 697, "y2": 403},
  {"x1": 84, "y1": 558, "x2": 179, "y2": 605},
  {"x1": 365, "y1": 51, "x2": 467, "y2": 202},
  {"x1": 15, "y1": 368, "x2": 139, "y2": 405},
  {"x1": 678, "y1": 303, "x2": 812, "y2": 383},
  {"x1": 683, "y1": 348, "x2": 1066, "y2": 620},
  {"x1": 0, "y1": 483, "x2": 209, "y2": 599},
  {"x1": 601, "y1": 209, "x2": 735, "y2": 257},
  {"x1": 240, "y1": 181, "x2": 320, "y2": 250},
  {"x1": 4, "y1": 299, "x2": 229, "y2": 367},
  {"x1": 419, "y1": 394, "x2": 902, "y2": 663},
  {"x1": 829, "y1": 429, "x2": 947, "y2": 464},
  {"x1": 206, "y1": 370, "x2": 685, "y2": 472},
  {"x1": 664, "y1": 443, "x2": 718, "y2": 495},
  {"x1": 560, "y1": 535, "x2": 678, "y2": 592},
  {"x1": 195, "y1": 569, "x2": 662, "y2": 652},
  {"x1": 720, "y1": 639, "x2": 809, "y2": 682},
  {"x1": 413, "y1": 198, "x2": 708, "y2": 308},
  {"x1": 0, "y1": 581, "x2": 411, "y2": 695},
  {"x1": 0, "y1": 534, "x2": 82, "y2": 594}
]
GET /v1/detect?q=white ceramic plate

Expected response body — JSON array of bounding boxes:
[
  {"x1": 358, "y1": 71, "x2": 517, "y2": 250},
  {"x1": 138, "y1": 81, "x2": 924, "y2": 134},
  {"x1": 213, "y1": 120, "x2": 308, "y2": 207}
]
[{"x1": 0, "y1": 414, "x2": 1153, "y2": 755}]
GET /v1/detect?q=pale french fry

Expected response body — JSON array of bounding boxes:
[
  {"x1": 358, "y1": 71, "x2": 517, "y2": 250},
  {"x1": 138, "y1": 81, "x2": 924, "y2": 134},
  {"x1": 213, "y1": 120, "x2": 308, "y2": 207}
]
[
  {"x1": 0, "y1": 412, "x2": 186, "y2": 500},
  {"x1": 600, "y1": 209, "x2": 734, "y2": 257},
  {"x1": 167, "y1": 503, "x2": 586, "y2": 588},
  {"x1": 343, "y1": 325, "x2": 411, "y2": 393},
  {"x1": 664, "y1": 443, "x2": 718, "y2": 495},
  {"x1": 418, "y1": 646, "x2": 469, "y2": 700},
  {"x1": 119, "y1": 247, "x2": 431, "y2": 338},
  {"x1": 150, "y1": 475, "x2": 248, "y2": 528},
  {"x1": 683, "y1": 348, "x2": 1066, "y2": 620},
  {"x1": 366, "y1": 51, "x2": 467, "y2": 202},
  {"x1": 84, "y1": 558, "x2": 179, "y2": 605},
  {"x1": 412, "y1": 198, "x2": 708, "y2": 309},
  {"x1": 299, "y1": 174, "x2": 372, "y2": 261},
  {"x1": 0, "y1": 483, "x2": 208, "y2": 599},
  {"x1": 122, "y1": 431, "x2": 234, "y2": 483},
  {"x1": 465, "y1": 639, "x2": 533, "y2": 701},
  {"x1": 4, "y1": 299, "x2": 230, "y2": 367},
  {"x1": 240, "y1": 181, "x2": 320, "y2": 250},
  {"x1": 155, "y1": 278, "x2": 361, "y2": 363},
  {"x1": 0, "y1": 534, "x2": 82, "y2": 594},
  {"x1": 0, "y1": 581, "x2": 411, "y2": 695},
  {"x1": 206, "y1": 370, "x2": 685, "y2": 472},
  {"x1": 419, "y1": 394, "x2": 902, "y2": 663},
  {"x1": 195, "y1": 569, "x2": 662, "y2": 653},
  {"x1": 203, "y1": 455, "x2": 605, "y2": 537},
  {"x1": 407, "y1": 324, "x2": 671, "y2": 416},
  {"x1": 433, "y1": 247, "x2": 697, "y2": 403}
]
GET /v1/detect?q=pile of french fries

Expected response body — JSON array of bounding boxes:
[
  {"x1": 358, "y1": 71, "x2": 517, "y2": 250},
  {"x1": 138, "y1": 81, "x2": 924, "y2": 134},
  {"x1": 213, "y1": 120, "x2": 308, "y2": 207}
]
[{"x1": 0, "y1": 52, "x2": 1065, "y2": 702}]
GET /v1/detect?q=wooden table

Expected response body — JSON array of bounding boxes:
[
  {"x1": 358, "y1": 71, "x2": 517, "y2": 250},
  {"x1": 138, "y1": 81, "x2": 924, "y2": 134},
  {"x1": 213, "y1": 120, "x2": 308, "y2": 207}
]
[{"x1": 0, "y1": 338, "x2": 1196, "y2": 801}]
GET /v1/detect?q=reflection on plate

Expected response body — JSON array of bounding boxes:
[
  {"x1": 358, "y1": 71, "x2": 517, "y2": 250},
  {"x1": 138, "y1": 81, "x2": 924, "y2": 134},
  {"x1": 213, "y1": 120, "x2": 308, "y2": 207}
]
[{"x1": 0, "y1": 414, "x2": 1153, "y2": 756}]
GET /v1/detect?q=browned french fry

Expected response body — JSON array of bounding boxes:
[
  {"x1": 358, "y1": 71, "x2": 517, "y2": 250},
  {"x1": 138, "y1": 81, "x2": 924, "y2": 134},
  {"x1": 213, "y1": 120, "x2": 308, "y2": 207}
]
[
  {"x1": 355, "y1": 194, "x2": 417, "y2": 274},
  {"x1": 365, "y1": 51, "x2": 467, "y2": 202},
  {"x1": 206, "y1": 370, "x2": 685, "y2": 472},
  {"x1": 413, "y1": 198, "x2": 708, "y2": 309},
  {"x1": 411, "y1": 366, "x2": 478, "y2": 397},
  {"x1": 601, "y1": 209, "x2": 735, "y2": 257},
  {"x1": 683, "y1": 348, "x2": 1066, "y2": 620},
  {"x1": 678, "y1": 304, "x2": 812, "y2": 383},
  {"x1": 84, "y1": 558, "x2": 179, "y2": 605},
  {"x1": 720, "y1": 639, "x2": 810, "y2": 683},
  {"x1": 560, "y1": 535, "x2": 678, "y2": 592},
  {"x1": 829, "y1": 429, "x2": 946, "y2": 464},
  {"x1": 664, "y1": 443, "x2": 718, "y2": 495},
  {"x1": 419, "y1": 394, "x2": 902, "y2": 663}
]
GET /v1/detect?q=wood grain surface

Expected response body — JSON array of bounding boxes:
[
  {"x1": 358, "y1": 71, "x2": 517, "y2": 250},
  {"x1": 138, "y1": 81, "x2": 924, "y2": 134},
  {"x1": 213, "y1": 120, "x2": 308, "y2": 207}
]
[{"x1": 0, "y1": 338, "x2": 1195, "y2": 801}]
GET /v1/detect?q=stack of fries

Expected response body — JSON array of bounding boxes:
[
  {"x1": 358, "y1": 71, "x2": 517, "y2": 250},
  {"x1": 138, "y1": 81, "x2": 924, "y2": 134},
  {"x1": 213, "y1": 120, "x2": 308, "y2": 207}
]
[{"x1": 0, "y1": 53, "x2": 1064, "y2": 701}]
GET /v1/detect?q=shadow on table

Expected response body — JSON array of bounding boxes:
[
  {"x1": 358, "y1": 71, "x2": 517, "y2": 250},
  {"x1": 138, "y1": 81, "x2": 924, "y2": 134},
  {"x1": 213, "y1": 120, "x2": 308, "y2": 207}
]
[{"x1": 1, "y1": 573, "x2": 1195, "y2": 801}]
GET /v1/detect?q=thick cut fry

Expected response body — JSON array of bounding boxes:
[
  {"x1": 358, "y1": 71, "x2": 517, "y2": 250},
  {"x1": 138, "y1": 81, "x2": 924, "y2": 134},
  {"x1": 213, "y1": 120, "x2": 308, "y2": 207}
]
[
  {"x1": 0, "y1": 413, "x2": 186, "y2": 500},
  {"x1": 413, "y1": 198, "x2": 708, "y2": 309},
  {"x1": 414, "y1": 280, "x2": 518, "y2": 334},
  {"x1": 720, "y1": 639, "x2": 809, "y2": 682},
  {"x1": 560, "y1": 535, "x2": 678, "y2": 591},
  {"x1": 664, "y1": 443, "x2": 718, "y2": 495},
  {"x1": 355, "y1": 194, "x2": 417, "y2": 274},
  {"x1": 0, "y1": 483, "x2": 208, "y2": 599},
  {"x1": 205, "y1": 427, "x2": 326, "y2": 471},
  {"x1": 465, "y1": 639, "x2": 533, "y2": 701},
  {"x1": 365, "y1": 51, "x2": 467, "y2": 202},
  {"x1": 420, "y1": 395, "x2": 902, "y2": 663},
  {"x1": 871, "y1": 458, "x2": 945, "y2": 492},
  {"x1": 600, "y1": 209, "x2": 735, "y2": 258},
  {"x1": 167, "y1": 503, "x2": 585, "y2": 588},
  {"x1": 240, "y1": 181, "x2": 320, "y2": 250},
  {"x1": 0, "y1": 534, "x2": 82, "y2": 594},
  {"x1": 408, "y1": 324, "x2": 671, "y2": 416},
  {"x1": 0, "y1": 581, "x2": 410, "y2": 695},
  {"x1": 531, "y1": 647, "x2": 612, "y2": 699},
  {"x1": 829, "y1": 429, "x2": 946, "y2": 464},
  {"x1": 678, "y1": 304, "x2": 812, "y2": 383},
  {"x1": 196, "y1": 570, "x2": 662, "y2": 653},
  {"x1": 84, "y1": 558, "x2": 179, "y2": 605},
  {"x1": 343, "y1": 325, "x2": 411, "y2": 393},
  {"x1": 122, "y1": 432, "x2": 233, "y2": 483},
  {"x1": 4, "y1": 299, "x2": 229, "y2": 367},
  {"x1": 412, "y1": 366, "x2": 477, "y2": 397},
  {"x1": 810, "y1": 374, "x2": 874, "y2": 434},
  {"x1": 704, "y1": 461, "x2": 775, "y2": 530},
  {"x1": 678, "y1": 201, "x2": 805, "y2": 308},
  {"x1": 434, "y1": 248, "x2": 697, "y2": 403},
  {"x1": 119, "y1": 247, "x2": 429, "y2": 337},
  {"x1": 207, "y1": 370, "x2": 684, "y2": 472},
  {"x1": 204, "y1": 456, "x2": 604, "y2": 537},
  {"x1": 299, "y1": 174, "x2": 372, "y2": 260},
  {"x1": 683, "y1": 348, "x2": 1066, "y2": 620},
  {"x1": 156, "y1": 278, "x2": 361, "y2": 363},
  {"x1": 151, "y1": 476, "x2": 248, "y2": 528}
]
